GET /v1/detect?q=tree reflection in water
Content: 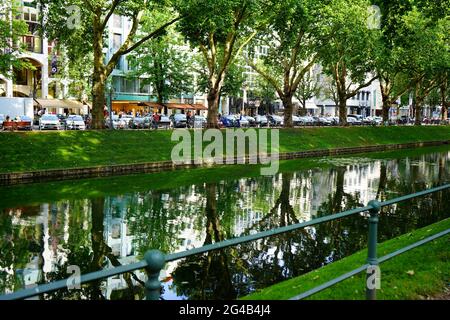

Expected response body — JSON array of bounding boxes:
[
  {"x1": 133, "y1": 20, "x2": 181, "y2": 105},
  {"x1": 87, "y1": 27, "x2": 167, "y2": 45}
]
[{"x1": 0, "y1": 148, "x2": 449, "y2": 299}]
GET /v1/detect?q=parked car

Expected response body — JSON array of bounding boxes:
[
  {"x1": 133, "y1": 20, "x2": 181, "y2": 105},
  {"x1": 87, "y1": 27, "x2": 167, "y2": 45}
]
[
  {"x1": 236, "y1": 115, "x2": 250, "y2": 128},
  {"x1": 170, "y1": 113, "x2": 187, "y2": 128},
  {"x1": 15, "y1": 116, "x2": 33, "y2": 131},
  {"x1": 159, "y1": 115, "x2": 172, "y2": 129},
  {"x1": 364, "y1": 116, "x2": 382, "y2": 126},
  {"x1": 255, "y1": 115, "x2": 269, "y2": 127},
  {"x1": 372, "y1": 117, "x2": 383, "y2": 125},
  {"x1": 56, "y1": 114, "x2": 67, "y2": 127},
  {"x1": 65, "y1": 115, "x2": 86, "y2": 130},
  {"x1": 39, "y1": 114, "x2": 61, "y2": 130},
  {"x1": 363, "y1": 117, "x2": 374, "y2": 125},
  {"x1": 292, "y1": 115, "x2": 303, "y2": 126},
  {"x1": 129, "y1": 117, "x2": 151, "y2": 129},
  {"x1": 346, "y1": 117, "x2": 358, "y2": 126},
  {"x1": 245, "y1": 116, "x2": 257, "y2": 127},
  {"x1": 268, "y1": 115, "x2": 284, "y2": 127},
  {"x1": 220, "y1": 115, "x2": 237, "y2": 128},
  {"x1": 120, "y1": 115, "x2": 134, "y2": 129},
  {"x1": 314, "y1": 116, "x2": 332, "y2": 126},
  {"x1": 347, "y1": 115, "x2": 363, "y2": 125},
  {"x1": 326, "y1": 116, "x2": 339, "y2": 126},
  {"x1": 105, "y1": 115, "x2": 124, "y2": 129},
  {"x1": 192, "y1": 115, "x2": 207, "y2": 128},
  {"x1": 299, "y1": 116, "x2": 316, "y2": 126}
]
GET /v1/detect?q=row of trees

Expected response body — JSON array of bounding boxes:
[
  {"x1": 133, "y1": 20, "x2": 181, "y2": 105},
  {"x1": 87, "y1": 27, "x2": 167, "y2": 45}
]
[{"x1": 3, "y1": 0, "x2": 449, "y2": 128}]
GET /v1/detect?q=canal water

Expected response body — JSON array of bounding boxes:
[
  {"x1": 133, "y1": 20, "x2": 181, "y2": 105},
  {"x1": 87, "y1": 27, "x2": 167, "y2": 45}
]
[{"x1": 0, "y1": 146, "x2": 449, "y2": 300}]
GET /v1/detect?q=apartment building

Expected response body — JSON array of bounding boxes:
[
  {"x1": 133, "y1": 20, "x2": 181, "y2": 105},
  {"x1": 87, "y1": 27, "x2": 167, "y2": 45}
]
[
  {"x1": 0, "y1": 0, "x2": 90, "y2": 116},
  {"x1": 0, "y1": 0, "x2": 48, "y2": 99}
]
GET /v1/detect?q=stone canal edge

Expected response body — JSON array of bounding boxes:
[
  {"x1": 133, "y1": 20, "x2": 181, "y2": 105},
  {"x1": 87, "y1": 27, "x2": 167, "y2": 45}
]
[{"x1": 1, "y1": 140, "x2": 449, "y2": 186}]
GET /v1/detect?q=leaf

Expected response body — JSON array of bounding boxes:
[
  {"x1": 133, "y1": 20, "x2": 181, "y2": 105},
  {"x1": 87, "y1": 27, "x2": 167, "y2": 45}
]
[{"x1": 406, "y1": 270, "x2": 415, "y2": 276}]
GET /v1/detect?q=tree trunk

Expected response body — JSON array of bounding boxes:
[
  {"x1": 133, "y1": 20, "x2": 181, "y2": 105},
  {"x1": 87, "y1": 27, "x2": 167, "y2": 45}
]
[
  {"x1": 338, "y1": 97, "x2": 348, "y2": 126},
  {"x1": 381, "y1": 93, "x2": 390, "y2": 123},
  {"x1": 414, "y1": 98, "x2": 423, "y2": 126},
  {"x1": 92, "y1": 71, "x2": 106, "y2": 129},
  {"x1": 299, "y1": 99, "x2": 307, "y2": 116},
  {"x1": 379, "y1": 78, "x2": 391, "y2": 123},
  {"x1": 283, "y1": 95, "x2": 294, "y2": 128},
  {"x1": 441, "y1": 82, "x2": 448, "y2": 121},
  {"x1": 90, "y1": 197, "x2": 106, "y2": 299},
  {"x1": 91, "y1": 18, "x2": 106, "y2": 130},
  {"x1": 207, "y1": 89, "x2": 220, "y2": 128}
]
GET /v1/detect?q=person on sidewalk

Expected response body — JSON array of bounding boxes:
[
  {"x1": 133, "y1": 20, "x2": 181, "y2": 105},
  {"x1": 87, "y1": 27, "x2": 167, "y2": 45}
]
[{"x1": 152, "y1": 113, "x2": 160, "y2": 130}]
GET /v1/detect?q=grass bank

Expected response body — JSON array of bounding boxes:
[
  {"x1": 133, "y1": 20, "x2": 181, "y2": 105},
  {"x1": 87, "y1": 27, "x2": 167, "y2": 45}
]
[
  {"x1": 0, "y1": 126, "x2": 449, "y2": 173},
  {"x1": 242, "y1": 218, "x2": 450, "y2": 300}
]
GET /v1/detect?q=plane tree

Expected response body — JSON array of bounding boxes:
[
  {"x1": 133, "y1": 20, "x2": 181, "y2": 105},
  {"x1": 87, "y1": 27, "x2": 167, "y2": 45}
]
[
  {"x1": 41, "y1": 0, "x2": 183, "y2": 129},
  {"x1": 245, "y1": 0, "x2": 325, "y2": 127},
  {"x1": 175, "y1": 0, "x2": 262, "y2": 128},
  {"x1": 318, "y1": 0, "x2": 380, "y2": 126}
]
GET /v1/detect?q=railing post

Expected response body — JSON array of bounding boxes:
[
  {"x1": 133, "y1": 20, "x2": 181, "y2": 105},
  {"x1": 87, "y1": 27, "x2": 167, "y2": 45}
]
[
  {"x1": 144, "y1": 250, "x2": 166, "y2": 301},
  {"x1": 366, "y1": 200, "x2": 381, "y2": 300}
]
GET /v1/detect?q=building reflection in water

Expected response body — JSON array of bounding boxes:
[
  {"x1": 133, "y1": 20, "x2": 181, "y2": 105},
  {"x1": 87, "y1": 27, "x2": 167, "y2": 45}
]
[{"x1": 0, "y1": 149, "x2": 449, "y2": 299}]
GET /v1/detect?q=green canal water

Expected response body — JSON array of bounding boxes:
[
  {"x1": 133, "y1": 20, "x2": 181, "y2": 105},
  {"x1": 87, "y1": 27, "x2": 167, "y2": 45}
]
[{"x1": 0, "y1": 145, "x2": 449, "y2": 300}]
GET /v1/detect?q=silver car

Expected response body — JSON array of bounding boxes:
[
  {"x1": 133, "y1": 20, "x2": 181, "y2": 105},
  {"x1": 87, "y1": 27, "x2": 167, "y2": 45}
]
[
  {"x1": 39, "y1": 114, "x2": 61, "y2": 130},
  {"x1": 65, "y1": 115, "x2": 86, "y2": 130},
  {"x1": 255, "y1": 115, "x2": 269, "y2": 127}
]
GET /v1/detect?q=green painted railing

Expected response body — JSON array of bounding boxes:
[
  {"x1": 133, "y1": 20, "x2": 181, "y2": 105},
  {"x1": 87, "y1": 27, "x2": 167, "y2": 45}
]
[{"x1": 1, "y1": 184, "x2": 449, "y2": 301}]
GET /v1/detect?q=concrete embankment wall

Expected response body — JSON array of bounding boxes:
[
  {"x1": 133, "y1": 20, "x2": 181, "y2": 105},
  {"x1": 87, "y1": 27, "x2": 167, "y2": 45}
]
[{"x1": 0, "y1": 140, "x2": 448, "y2": 186}]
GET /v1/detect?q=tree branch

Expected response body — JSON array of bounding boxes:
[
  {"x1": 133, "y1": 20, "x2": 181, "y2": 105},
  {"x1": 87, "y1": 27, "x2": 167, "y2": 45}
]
[
  {"x1": 122, "y1": 15, "x2": 184, "y2": 55},
  {"x1": 247, "y1": 58, "x2": 283, "y2": 99},
  {"x1": 346, "y1": 76, "x2": 378, "y2": 99},
  {"x1": 101, "y1": 0, "x2": 122, "y2": 31},
  {"x1": 292, "y1": 55, "x2": 318, "y2": 93}
]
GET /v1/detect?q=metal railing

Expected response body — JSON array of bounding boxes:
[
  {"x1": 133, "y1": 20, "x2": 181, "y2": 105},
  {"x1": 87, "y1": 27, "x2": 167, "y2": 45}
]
[{"x1": 1, "y1": 184, "x2": 449, "y2": 301}]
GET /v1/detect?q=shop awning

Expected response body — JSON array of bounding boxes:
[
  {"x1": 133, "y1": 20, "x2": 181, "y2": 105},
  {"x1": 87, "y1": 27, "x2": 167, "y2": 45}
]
[
  {"x1": 190, "y1": 103, "x2": 208, "y2": 111},
  {"x1": 163, "y1": 103, "x2": 191, "y2": 110},
  {"x1": 34, "y1": 99, "x2": 87, "y2": 109},
  {"x1": 137, "y1": 102, "x2": 164, "y2": 109}
]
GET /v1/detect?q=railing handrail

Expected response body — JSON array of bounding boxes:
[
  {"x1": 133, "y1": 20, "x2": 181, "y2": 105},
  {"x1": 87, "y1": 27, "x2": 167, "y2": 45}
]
[
  {"x1": 1, "y1": 184, "x2": 449, "y2": 300},
  {"x1": 289, "y1": 228, "x2": 450, "y2": 300}
]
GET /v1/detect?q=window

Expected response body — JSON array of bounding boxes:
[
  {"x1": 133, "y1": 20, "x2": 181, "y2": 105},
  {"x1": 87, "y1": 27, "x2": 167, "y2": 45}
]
[
  {"x1": 111, "y1": 224, "x2": 121, "y2": 239},
  {"x1": 113, "y1": 33, "x2": 122, "y2": 49},
  {"x1": 14, "y1": 68, "x2": 28, "y2": 86},
  {"x1": 127, "y1": 56, "x2": 136, "y2": 71},
  {"x1": 141, "y1": 83, "x2": 151, "y2": 94},
  {"x1": 119, "y1": 78, "x2": 138, "y2": 93},
  {"x1": 113, "y1": 15, "x2": 122, "y2": 28},
  {"x1": 112, "y1": 76, "x2": 122, "y2": 92},
  {"x1": 114, "y1": 57, "x2": 123, "y2": 70}
]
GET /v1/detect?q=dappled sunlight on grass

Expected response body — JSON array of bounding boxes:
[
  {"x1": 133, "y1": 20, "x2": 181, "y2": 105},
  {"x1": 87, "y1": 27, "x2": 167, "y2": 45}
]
[{"x1": 0, "y1": 127, "x2": 449, "y2": 173}]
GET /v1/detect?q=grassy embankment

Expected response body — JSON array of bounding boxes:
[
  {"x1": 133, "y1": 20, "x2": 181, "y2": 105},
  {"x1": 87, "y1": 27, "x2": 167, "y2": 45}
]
[
  {"x1": 0, "y1": 126, "x2": 449, "y2": 173},
  {"x1": 242, "y1": 218, "x2": 450, "y2": 300}
]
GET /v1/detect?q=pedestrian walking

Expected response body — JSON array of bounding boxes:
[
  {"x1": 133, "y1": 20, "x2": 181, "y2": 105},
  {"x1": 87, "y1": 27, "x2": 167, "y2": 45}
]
[
  {"x1": 152, "y1": 113, "x2": 160, "y2": 130},
  {"x1": 186, "y1": 110, "x2": 192, "y2": 128}
]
